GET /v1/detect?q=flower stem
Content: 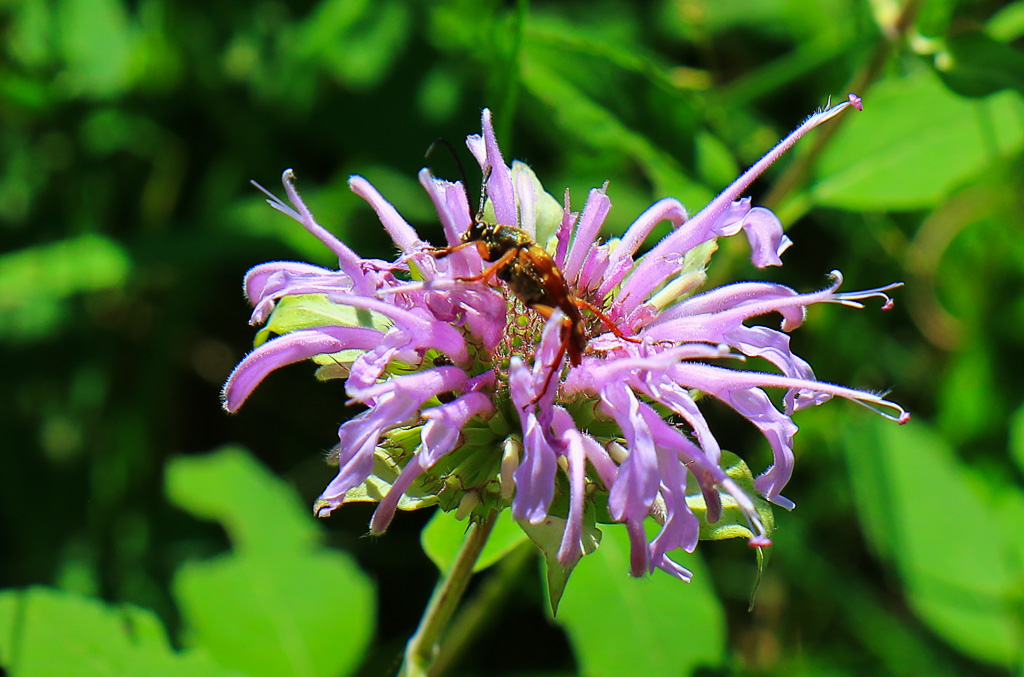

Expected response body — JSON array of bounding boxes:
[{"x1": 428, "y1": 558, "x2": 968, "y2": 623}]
[
  {"x1": 429, "y1": 541, "x2": 535, "y2": 676},
  {"x1": 400, "y1": 510, "x2": 499, "y2": 677}
]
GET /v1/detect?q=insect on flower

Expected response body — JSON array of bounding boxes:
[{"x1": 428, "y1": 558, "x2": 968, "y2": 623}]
[
  {"x1": 425, "y1": 160, "x2": 636, "y2": 400},
  {"x1": 225, "y1": 99, "x2": 910, "y2": 584}
]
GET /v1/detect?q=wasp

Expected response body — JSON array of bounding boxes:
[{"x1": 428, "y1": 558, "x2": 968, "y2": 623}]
[{"x1": 426, "y1": 155, "x2": 632, "y2": 400}]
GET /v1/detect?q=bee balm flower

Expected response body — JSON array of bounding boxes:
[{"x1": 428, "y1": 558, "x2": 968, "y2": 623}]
[{"x1": 223, "y1": 95, "x2": 907, "y2": 583}]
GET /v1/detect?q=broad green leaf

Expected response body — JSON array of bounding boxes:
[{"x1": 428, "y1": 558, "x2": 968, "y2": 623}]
[
  {"x1": 841, "y1": 415, "x2": 1023, "y2": 666},
  {"x1": 174, "y1": 552, "x2": 373, "y2": 677},
  {"x1": 168, "y1": 448, "x2": 376, "y2": 677},
  {"x1": 0, "y1": 587, "x2": 241, "y2": 677},
  {"x1": 422, "y1": 508, "x2": 528, "y2": 574},
  {"x1": 254, "y1": 294, "x2": 392, "y2": 348},
  {"x1": 165, "y1": 446, "x2": 319, "y2": 555},
  {"x1": 812, "y1": 66, "x2": 1024, "y2": 210},
  {"x1": 555, "y1": 527, "x2": 725, "y2": 676}
]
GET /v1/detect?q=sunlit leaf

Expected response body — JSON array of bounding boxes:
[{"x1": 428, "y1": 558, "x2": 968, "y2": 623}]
[
  {"x1": 687, "y1": 450, "x2": 775, "y2": 542},
  {"x1": 813, "y1": 66, "x2": 1024, "y2": 210},
  {"x1": 555, "y1": 527, "x2": 725, "y2": 676},
  {"x1": 254, "y1": 293, "x2": 392, "y2": 348},
  {"x1": 168, "y1": 448, "x2": 376, "y2": 677},
  {"x1": 165, "y1": 446, "x2": 320, "y2": 555},
  {"x1": 422, "y1": 508, "x2": 529, "y2": 574},
  {"x1": 0, "y1": 234, "x2": 131, "y2": 311},
  {"x1": 841, "y1": 415, "x2": 1023, "y2": 666},
  {"x1": 988, "y1": 0, "x2": 1024, "y2": 41},
  {"x1": 0, "y1": 587, "x2": 241, "y2": 677},
  {"x1": 174, "y1": 552, "x2": 373, "y2": 677}
]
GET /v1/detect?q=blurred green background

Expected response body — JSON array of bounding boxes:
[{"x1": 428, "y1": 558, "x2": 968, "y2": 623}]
[{"x1": 2, "y1": 0, "x2": 1024, "y2": 675}]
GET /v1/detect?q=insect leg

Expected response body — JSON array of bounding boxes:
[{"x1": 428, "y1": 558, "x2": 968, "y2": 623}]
[
  {"x1": 455, "y1": 246, "x2": 517, "y2": 284},
  {"x1": 574, "y1": 297, "x2": 642, "y2": 343},
  {"x1": 527, "y1": 303, "x2": 572, "y2": 404}
]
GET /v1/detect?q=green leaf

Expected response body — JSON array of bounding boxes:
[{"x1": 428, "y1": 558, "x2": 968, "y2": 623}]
[
  {"x1": 0, "y1": 234, "x2": 132, "y2": 341},
  {"x1": 841, "y1": 415, "x2": 1024, "y2": 666},
  {"x1": 988, "y1": 1, "x2": 1024, "y2": 42},
  {"x1": 168, "y1": 448, "x2": 376, "y2": 677},
  {"x1": 422, "y1": 508, "x2": 529, "y2": 574},
  {"x1": 812, "y1": 66, "x2": 1024, "y2": 210},
  {"x1": 0, "y1": 587, "x2": 241, "y2": 677},
  {"x1": 935, "y1": 33, "x2": 1024, "y2": 98},
  {"x1": 174, "y1": 552, "x2": 373, "y2": 677},
  {"x1": 254, "y1": 294, "x2": 392, "y2": 349},
  {"x1": 555, "y1": 526, "x2": 725, "y2": 676},
  {"x1": 165, "y1": 446, "x2": 320, "y2": 555}
]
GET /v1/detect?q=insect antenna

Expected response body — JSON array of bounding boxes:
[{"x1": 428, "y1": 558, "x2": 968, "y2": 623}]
[
  {"x1": 425, "y1": 137, "x2": 474, "y2": 222},
  {"x1": 425, "y1": 137, "x2": 495, "y2": 224}
]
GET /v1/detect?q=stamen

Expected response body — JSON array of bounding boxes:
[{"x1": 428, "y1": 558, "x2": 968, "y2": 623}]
[
  {"x1": 850, "y1": 393, "x2": 911, "y2": 424},
  {"x1": 830, "y1": 281, "x2": 904, "y2": 310}
]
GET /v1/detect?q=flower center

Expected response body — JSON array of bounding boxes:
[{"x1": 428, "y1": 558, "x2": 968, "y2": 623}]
[{"x1": 494, "y1": 293, "x2": 548, "y2": 371}]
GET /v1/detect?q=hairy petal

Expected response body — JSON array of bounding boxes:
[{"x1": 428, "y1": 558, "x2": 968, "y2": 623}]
[{"x1": 222, "y1": 326, "x2": 382, "y2": 412}]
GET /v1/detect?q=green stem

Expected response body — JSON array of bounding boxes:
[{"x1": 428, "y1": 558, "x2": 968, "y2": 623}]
[
  {"x1": 400, "y1": 511, "x2": 499, "y2": 677},
  {"x1": 429, "y1": 542, "x2": 535, "y2": 676}
]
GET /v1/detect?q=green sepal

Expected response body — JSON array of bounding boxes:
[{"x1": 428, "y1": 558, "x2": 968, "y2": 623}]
[
  {"x1": 686, "y1": 450, "x2": 775, "y2": 608},
  {"x1": 687, "y1": 450, "x2": 775, "y2": 542},
  {"x1": 749, "y1": 543, "x2": 772, "y2": 611},
  {"x1": 254, "y1": 293, "x2": 392, "y2": 348},
  {"x1": 519, "y1": 509, "x2": 602, "y2": 616},
  {"x1": 330, "y1": 454, "x2": 440, "y2": 514},
  {"x1": 328, "y1": 411, "x2": 515, "y2": 518},
  {"x1": 510, "y1": 161, "x2": 565, "y2": 245}
]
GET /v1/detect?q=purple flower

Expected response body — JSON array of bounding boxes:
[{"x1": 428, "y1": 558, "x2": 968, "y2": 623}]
[{"x1": 223, "y1": 95, "x2": 908, "y2": 582}]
